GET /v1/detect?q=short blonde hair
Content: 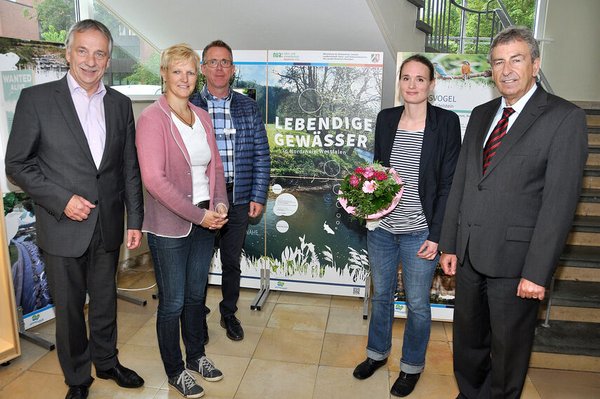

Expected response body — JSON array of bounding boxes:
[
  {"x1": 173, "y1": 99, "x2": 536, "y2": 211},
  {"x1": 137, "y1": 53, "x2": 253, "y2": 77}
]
[{"x1": 160, "y1": 43, "x2": 200, "y2": 72}]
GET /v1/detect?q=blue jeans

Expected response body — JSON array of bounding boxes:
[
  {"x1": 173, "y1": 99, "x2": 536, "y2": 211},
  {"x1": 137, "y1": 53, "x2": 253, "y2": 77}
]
[
  {"x1": 148, "y1": 225, "x2": 215, "y2": 378},
  {"x1": 366, "y1": 227, "x2": 437, "y2": 374}
]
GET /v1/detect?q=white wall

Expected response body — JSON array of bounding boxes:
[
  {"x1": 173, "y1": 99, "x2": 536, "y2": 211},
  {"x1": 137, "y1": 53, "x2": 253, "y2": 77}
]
[
  {"x1": 102, "y1": 0, "x2": 426, "y2": 107},
  {"x1": 537, "y1": 0, "x2": 600, "y2": 101}
]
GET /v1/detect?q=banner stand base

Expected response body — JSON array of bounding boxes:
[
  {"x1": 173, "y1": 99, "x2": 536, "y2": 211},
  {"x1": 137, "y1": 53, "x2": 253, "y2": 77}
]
[
  {"x1": 250, "y1": 265, "x2": 270, "y2": 311},
  {"x1": 17, "y1": 307, "x2": 55, "y2": 351},
  {"x1": 117, "y1": 291, "x2": 147, "y2": 306}
]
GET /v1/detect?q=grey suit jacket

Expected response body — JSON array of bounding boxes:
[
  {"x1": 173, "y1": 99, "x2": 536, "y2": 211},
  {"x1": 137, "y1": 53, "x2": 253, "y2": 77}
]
[
  {"x1": 439, "y1": 86, "x2": 587, "y2": 287},
  {"x1": 5, "y1": 75, "x2": 143, "y2": 258}
]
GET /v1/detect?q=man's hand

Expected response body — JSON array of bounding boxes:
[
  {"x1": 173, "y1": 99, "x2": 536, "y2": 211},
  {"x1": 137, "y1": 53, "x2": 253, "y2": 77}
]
[
  {"x1": 248, "y1": 201, "x2": 264, "y2": 218},
  {"x1": 64, "y1": 194, "x2": 95, "y2": 221},
  {"x1": 417, "y1": 240, "x2": 439, "y2": 260},
  {"x1": 517, "y1": 278, "x2": 546, "y2": 301},
  {"x1": 127, "y1": 229, "x2": 143, "y2": 250},
  {"x1": 440, "y1": 253, "x2": 457, "y2": 276},
  {"x1": 216, "y1": 203, "x2": 228, "y2": 216}
]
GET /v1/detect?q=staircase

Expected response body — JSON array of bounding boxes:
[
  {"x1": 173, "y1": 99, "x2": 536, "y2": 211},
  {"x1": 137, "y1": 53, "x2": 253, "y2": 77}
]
[{"x1": 531, "y1": 103, "x2": 600, "y2": 372}]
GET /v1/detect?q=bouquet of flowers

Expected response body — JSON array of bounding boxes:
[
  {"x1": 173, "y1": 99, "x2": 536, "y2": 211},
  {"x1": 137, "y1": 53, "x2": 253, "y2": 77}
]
[{"x1": 338, "y1": 163, "x2": 404, "y2": 229}]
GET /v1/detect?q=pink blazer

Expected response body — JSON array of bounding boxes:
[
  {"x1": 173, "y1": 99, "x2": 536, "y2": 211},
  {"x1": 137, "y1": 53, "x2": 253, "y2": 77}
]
[{"x1": 136, "y1": 95, "x2": 228, "y2": 237}]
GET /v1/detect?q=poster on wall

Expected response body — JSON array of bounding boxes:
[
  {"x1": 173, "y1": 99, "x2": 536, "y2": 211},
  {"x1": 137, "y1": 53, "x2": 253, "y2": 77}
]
[
  {"x1": 208, "y1": 50, "x2": 383, "y2": 297},
  {"x1": 1, "y1": 37, "x2": 68, "y2": 329},
  {"x1": 393, "y1": 52, "x2": 498, "y2": 320},
  {"x1": 396, "y1": 52, "x2": 499, "y2": 136}
]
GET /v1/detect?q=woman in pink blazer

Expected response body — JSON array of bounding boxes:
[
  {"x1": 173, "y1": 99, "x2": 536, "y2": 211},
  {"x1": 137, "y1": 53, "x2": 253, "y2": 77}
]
[{"x1": 136, "y1": 43, "x2": 228, "y2": 399}]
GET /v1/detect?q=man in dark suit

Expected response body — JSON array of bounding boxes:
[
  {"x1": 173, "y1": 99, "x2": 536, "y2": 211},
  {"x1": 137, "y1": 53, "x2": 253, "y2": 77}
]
[
  {"x1": 439, "y1": 26, "x2": 587, "y2": 398},
  {"x1": 5, "y1": 20, "x2": 145, "y2": 399}
]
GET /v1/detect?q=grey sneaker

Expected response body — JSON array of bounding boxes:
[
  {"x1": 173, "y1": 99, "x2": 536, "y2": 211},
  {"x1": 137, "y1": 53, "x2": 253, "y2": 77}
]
[
  {"x1": 168, "y1": 370, "x2": 204, "y2": 398},
  {"x1": 188, "y1": 356, "x2": 224, "y2": 382}
]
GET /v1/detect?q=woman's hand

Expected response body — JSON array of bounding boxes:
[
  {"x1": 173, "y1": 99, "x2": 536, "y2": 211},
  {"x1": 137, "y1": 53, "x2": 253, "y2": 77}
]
[
  {"x1": 200, "y1": 210, "x2": 228, "y2": 230},
  {"x1": 417, "y1": 240, "x2": 438, "y2": 260}
]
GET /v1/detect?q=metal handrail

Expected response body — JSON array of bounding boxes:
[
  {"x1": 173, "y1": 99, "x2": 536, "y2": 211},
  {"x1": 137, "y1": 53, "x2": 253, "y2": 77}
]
[{"x1": 418, "y1": 0, "x2": 553, "y2": 93}]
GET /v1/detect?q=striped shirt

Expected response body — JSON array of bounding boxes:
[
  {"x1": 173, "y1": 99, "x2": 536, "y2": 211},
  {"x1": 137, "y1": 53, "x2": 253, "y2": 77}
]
[
  {"x1": 380, "y1": 129, "x2": 428, "y2": 234},
  {"x1": 201, "y1": 85, "x2": 235, "y2": 183}
]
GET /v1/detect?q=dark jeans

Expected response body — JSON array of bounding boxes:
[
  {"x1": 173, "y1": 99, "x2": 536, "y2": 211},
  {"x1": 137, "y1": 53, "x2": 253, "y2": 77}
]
[
  {"x1": 148, "y1": 225, "x2": 214, "y2": 378},
  {"x1": 208, "y1": 190, "x2": 250, "y2": 318}
]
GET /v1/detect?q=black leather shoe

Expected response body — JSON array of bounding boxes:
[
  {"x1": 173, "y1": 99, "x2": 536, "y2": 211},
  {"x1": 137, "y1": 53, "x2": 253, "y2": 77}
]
[
  {"x1": 203, "y1": 316, "x2": 209, "y2": 345},
  {"x1": 66, "y1": 385, "x2": 89, "y2": 399},
  {"x1": 390, "y1": 371, "x2": 421, "y2": 397},
  {"x1": 220, "y1": 315, "x2": 244, "y2": 341},
  {"x1": 353, "y1": 357, "x2": 387, "y2": 379},
  {"x1": 96, "y1": 361, "x2": 144, "y2": 388}
]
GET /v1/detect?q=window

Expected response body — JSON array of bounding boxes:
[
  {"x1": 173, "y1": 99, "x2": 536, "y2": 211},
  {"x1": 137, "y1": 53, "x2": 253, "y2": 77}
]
[
  {"x1": 92, "y1": 0, "x2": 161, "y2": 96},
  {"x1": 0, "y1": 0, "x2": 76, "y2": 43}
]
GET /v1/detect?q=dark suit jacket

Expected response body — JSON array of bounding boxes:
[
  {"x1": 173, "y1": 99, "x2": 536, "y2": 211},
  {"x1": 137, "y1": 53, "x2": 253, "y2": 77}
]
[
  {"x1": 5, "y1": 75, "x2": 143, "y2": 258},
  {"x1": 374, "y1": 103, "x2": 461, "y2": 243},
  {"x1": 439, "y1": 86, "x2": 588, "y2": 286}
]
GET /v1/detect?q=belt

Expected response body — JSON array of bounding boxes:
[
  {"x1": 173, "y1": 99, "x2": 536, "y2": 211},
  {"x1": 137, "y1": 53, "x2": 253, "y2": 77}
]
[
  {"x1": 226, "y1": 183, "x2": 234, "y2": 192},
  {"x1": 195, "y1": 200, "x2": 209, "y2": 209}
]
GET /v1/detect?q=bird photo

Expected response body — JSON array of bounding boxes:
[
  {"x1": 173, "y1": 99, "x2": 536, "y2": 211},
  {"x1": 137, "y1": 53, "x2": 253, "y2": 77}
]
[{"x1": 461, "y1": 60, "x2": 471, "y2": 80}]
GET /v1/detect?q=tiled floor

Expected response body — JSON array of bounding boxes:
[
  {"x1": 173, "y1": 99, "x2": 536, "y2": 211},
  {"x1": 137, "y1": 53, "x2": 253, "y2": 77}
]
[{"x1": 1, "y1": 262, "x2": 599, "y2": 399}]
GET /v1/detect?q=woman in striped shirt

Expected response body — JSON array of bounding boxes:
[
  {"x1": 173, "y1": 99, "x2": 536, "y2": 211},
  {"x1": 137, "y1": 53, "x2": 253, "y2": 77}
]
[{"x1": 353, "y1": 54, "x2": 462, "y2": 397}]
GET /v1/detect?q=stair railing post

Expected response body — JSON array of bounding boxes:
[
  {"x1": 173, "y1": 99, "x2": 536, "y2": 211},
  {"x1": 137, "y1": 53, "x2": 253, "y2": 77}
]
[{"x1": 541, "y1": 275, "x2": 556, "y2": 328}]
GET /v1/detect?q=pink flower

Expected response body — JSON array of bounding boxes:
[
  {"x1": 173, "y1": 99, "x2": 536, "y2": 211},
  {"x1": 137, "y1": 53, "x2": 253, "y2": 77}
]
[
  {"x1": 362, "y1": 180, "x2": 377, "y2": 193},
  {"x1": 349, "y1": 174, "x2": 360, "y2": 187},
  {"x1": 355, "y1": 166, "x2": 365, "y2": 174},
  {"x1": 375, "y1": 171, "x2": 387, "y2": 181},
  {"x1": 363, "y1": 167, "x2": 375, "y2": 179}
]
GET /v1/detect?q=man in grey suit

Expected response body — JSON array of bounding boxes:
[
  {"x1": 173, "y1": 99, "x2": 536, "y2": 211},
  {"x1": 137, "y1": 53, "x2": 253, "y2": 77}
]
[
  {"x1": 439, "y1": 27, "x2": 587, "y2": 398},
  {"x1": 5, "y1": 20, "x2": 144, "y2": 399}
]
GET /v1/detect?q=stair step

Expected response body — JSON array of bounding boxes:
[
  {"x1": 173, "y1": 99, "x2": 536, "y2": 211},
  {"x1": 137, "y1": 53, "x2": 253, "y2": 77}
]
[
  {"x1": 555, "y1": 265, "x2": 600, "y2": 282},
  {"x1": 587, "y1": 114, "x2": 600, "y2": 128},
  {"x1": 529, "y1": 351, "x2": 600, "y2": 372},
  {"x1": 588, "y1": 146, "x2": 600, "y2": 165},
  {"x1": 588, "y1": 130, "x2": 600, "y2": 146},
  {"x1": 571, "y1": 215, "x2": 600, "y2": 232},
  {"x1": 584, "y1": 165, "x2": 600, "y2": 176},
  {"x1": 551, "y1": 280, "x2": 600, "y2": 309},
  {"x1": 566, "y1": 216, "x2": 600, "y2": 243},
  {"x1": 567, "y1": 231, "x2": 600, "y2": 246},
  {"x1": 582, "y1": 171, "x2": 600, "y2": 189},
  {"x1": 533, "y1": 320, "x2": 600, "y2": 357},
  {"x1": 559, "y1": 245, "x2": 600, "y2": 268},
  {"x1": 579, "y1": 189, "x2": 600, "y2": 203},
  {"x1": 539, "y1": 305, "x2": 600, "y2": 323},
  {"x1": 575, "y1": 201, "x2": 600, "y2": 216}
]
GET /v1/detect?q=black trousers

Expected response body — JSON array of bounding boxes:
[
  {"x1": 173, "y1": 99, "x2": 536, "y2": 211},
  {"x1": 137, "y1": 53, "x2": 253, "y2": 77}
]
[
  {"x1": 453, "y1": 249, "x2": 540, "y2": 399},
  {"x1": 205, "y1": 189, "x2": 250, "y2": 318},
  {"x1": 43, "y1": 222, "x2": 120, "y2": 386}
]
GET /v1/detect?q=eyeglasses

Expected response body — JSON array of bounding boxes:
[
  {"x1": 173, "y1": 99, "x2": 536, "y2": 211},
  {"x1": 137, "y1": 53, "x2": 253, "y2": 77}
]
[{"x1": 203, "y1": 59, "x2": 233, "y2": 68}]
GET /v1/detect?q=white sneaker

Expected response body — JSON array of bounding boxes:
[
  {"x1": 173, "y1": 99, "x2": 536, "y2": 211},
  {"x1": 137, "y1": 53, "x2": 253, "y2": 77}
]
[
  {"x1": 168, "y1": 370, "x2": 204, "y2": 398},
  {"x1": 188, "y1": 356, "x2": 224, "y2": 382}
]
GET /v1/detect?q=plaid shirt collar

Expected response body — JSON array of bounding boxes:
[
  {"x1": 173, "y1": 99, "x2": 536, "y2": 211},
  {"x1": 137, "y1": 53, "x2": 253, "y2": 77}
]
[{"x1": 201, "y1": 85, "x2": 232, "y2": 102}]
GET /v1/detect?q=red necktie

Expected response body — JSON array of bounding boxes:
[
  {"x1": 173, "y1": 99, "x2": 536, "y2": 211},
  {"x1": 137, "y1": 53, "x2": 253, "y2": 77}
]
[{"x1": 483, "y1": 107, "x2": 515, "y2": 174}]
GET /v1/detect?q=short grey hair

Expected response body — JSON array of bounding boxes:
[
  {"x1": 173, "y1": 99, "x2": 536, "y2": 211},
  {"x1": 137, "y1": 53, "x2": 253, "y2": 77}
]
[
  {"x1": 65, "y1": 19, "x2": 113, "y2": 56},
  {"x1": 489, "y1": 26, "x2": 540, "y2": 62}
]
